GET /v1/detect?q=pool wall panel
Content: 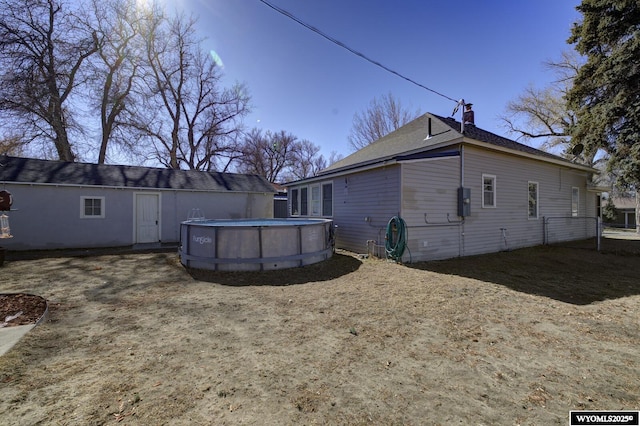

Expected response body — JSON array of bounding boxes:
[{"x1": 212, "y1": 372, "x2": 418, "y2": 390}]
[{"x1": 179, "y1": 219, "x2": 334, "y2": 272}]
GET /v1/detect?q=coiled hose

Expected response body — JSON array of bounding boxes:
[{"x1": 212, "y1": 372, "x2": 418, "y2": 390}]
[{"x1": 385, "y1": 216, "x2": 408, "y2": 262}]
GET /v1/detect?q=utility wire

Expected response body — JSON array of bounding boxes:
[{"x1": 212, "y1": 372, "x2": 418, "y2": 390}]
[{"x1": 257, "y1": 0, "x2": 459, "y2": 104}]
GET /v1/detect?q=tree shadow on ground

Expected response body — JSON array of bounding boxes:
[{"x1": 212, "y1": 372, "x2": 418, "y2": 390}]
[
  {"x1": 408, "y1": 237, "x2": 640, "y2": 305},
  {"x1": 185, "y1": 252, "x2": 362, "y2": 286}
]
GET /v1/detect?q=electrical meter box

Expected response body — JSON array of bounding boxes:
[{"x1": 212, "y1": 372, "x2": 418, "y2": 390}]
[{"x1": 458, "y1": 187, "x2": 471, "y2": 217}]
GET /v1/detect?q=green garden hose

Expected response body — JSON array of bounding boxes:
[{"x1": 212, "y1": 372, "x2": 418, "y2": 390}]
[{"x1": 385, "y1": 216, "x2": 408, "y2": 262}]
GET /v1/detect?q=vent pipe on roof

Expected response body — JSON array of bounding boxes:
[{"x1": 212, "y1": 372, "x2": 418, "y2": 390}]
[{"x1": 424, "y1": 117, "x2": 432, "y2": 140}]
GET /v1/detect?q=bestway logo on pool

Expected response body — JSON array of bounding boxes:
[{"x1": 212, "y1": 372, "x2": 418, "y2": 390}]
[{"x1": 192, "y1": 235, "x2": 213, "y2": 244}]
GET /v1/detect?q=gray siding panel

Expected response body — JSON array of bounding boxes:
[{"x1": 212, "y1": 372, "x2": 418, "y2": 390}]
[
  {"x1": 2, "y1": 184, "x2": 273, "y2": 250},
  {"x1": 462, "y1": 147, "x2": 596, "y2": 256},
  {"x1": 287, "y1": 145, "x2": 597, "y2": 263},
  {"x1": 333, "y1": 166, "x2": 401, "y2": 254},
  {"x1": 398, "y1": 147, "x2": 598, "y2": 262},
  {"x1": 3, "y1": 185, "x2": 134, "y2": 250},
  {"x1": 288, "y1": 166, "x2": 401, "y2": 254},
  {"x1": 401, "y1": 156, "x2": 462, "y2": 261}
]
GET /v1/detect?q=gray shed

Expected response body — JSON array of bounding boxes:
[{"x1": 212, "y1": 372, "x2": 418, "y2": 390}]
[
  {"x1": 285, "y1": 113, "x2": 601, "y2": 262},
  {"x1": 0, "y1": 156, "x2": 276, "y2": 251}
]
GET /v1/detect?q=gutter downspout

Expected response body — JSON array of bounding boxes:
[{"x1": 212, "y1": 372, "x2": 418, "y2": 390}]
[
  {"x1": 460, "y1": 144, "x2": 464, "y2": 188},
  {"x1": 459, "y1": 143, "x2": 465, "y2": 257}
]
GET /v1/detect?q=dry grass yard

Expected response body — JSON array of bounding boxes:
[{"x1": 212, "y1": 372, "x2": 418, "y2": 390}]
[{"x1": 1, "y1": 234, "x2": 639, "y2": 425}]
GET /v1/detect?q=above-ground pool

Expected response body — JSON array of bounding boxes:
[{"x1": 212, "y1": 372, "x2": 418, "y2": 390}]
[{"x1": 179, "y1": 218, "x2": 335, "y2": 271}]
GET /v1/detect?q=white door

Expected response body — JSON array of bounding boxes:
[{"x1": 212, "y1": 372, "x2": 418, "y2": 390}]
[{"x1": 135, "y1": 193, "x2": 160, "y2": 243}]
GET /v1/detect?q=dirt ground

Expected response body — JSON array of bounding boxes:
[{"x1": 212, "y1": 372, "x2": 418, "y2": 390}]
[{"x1": 0, "y1": 234, "x2": 639, "y2": 425}]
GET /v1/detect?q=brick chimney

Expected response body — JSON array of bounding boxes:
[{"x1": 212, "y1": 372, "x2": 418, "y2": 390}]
[{"x1": 463, "y1": 103, "x2": 474, "y2": 125}]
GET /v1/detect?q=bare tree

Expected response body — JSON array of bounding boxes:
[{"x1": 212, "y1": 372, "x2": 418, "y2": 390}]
[
  {"x1": 126, "y1": 11, "x2": 249, "y2": 170},
  {"x1": 500, "y1": 51, "x2": 612, "y2": 182},
  {"x1": 237, "y1": 130, "x2": 335, "y2": 182},
  {"x1": 237, "y1": 129, "x2": 297, "y2": 182},
  {"x1": 0, "y1": 0, "x2": 97, "y2": 161},
  {"x1": 289, "y1": 139, "x2": 323, "y2": 180},
  {"x1": 289, "y1": 142, "x2": 344, "y2": 179},
  {"x1": 501, "y1": 52, "x2": 584, "y2": 155},
  {"x1": 0, "y1": 133, "x2": 25, "y2": 156},
  {"x1": 501, "y1": 51, "x2": 640, "y2": 228},
  {"x1": 348, "y1": 92, "x2": 421, "y2": 151},
  {"x1": 502, "y1": 85, "x2": 574, "y2": 151},
  {"x1": 88, "y1": 0, "x2": 148, "y2": 164},
  {"x1": 326, "y1": 150, "x2": 343, "y2": 167},
  {"x1": 181, "y1": 77, "x2": 250, "y2": 172}
]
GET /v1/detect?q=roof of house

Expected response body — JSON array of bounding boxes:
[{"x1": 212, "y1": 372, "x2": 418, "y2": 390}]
[
  {"x1": 0, "y1": 156, "x2": 276, "y2": 193},
  {"x1": 610, "y1": 196, "x2": 637, "y2": 210},
  {"x1": 317, "y1": 113, "x2": 593, "y2": 178}
]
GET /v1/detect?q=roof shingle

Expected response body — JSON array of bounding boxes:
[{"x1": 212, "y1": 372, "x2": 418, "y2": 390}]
[
  {"x1": 0, "y1": 156, "x2": 276, "y2": 193},
  {"x1": 319, "y1": 113, "x2": 589, "y2": 177}
]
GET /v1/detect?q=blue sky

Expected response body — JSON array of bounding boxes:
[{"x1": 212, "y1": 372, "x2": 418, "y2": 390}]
[{"x1": 174, "y1": 0, "x2": 581, "y2": 160}]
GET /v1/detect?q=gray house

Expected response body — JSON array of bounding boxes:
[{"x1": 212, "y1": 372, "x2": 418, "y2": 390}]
[
  {"x1": 285, "y1": 113, "x2": 601, "y2": 262},
  {"x1": 606, "y1": 196, "x2": 638, "y2": 229},
  {"x1": 0, "y1": 156, "x2": 276, "y2": 251}
]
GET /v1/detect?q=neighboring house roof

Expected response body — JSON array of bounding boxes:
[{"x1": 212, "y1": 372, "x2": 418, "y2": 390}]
[
  {"x1": 0, "y1": 155, "x2": 276, "y2": 193},
  {"x1": 271, "y1": 182, "x2": 288, "y2": 193},
  {"x1": 610, "y1": 196, "x2": 637, "y2": 210},
  {"x1": 299, "y1": 113, "x2": 594, "y2": 183}
]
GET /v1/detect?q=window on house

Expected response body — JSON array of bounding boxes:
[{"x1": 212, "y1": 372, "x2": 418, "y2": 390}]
[
  {"x1": 300, "y1": 187, "x2": 308, "y2": 215},
  {"x1": 482, "y1": 174, "x2": 496, "y2": 208},
  {"x1": 322, "y1": 183, "x2": 333, "y2": 216},
  {"x1": 81, "y1": 196, "x2": 105, "y2": 218},
  {"x1": 571, "y1": 187, "x2": 579, "y2": 217},
  {"x1": 311, "y1": 184, "x2": 321, "y2": 215},
  {"x1": 290, "y1": 188, "x2": 299, "y2": 216},
  {"x1": 290, "y1": 182, "x2": 334, "y2": 217},
  {"x1": 528, "y1": 182, "x2": 539, "y2": 219}
]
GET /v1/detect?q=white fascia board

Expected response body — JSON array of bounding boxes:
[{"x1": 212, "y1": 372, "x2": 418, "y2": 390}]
[
  {"x1": 463, "y1": 139, "x2": 598, "y2": 173},
  {"x1": 0, "y1": 180, "x2": 273, "y2": 194}
]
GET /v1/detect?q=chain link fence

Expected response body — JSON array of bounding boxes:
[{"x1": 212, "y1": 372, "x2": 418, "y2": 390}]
[{"x1": 543, "y1": 216, "x2": 601, "y2": 251}]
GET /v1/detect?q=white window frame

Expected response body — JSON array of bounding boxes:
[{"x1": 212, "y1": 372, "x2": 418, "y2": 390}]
[
  {"x1": 289, "y1": 181, "x2": 334, "y2": 217},
  {"x1": 482, "y1": 174, "x2": 496, "y2": 208},
  {"x1": 310, "y1": 184, "x2": 321, "y2": 216},
  {"x1": 80, "y1": 196, "x2": 105, "y2": 219},
  {"x1": 571, "y1": 187, "x2": 579, "y2": 217},
  {"x1": 528, "y1": 181, "x2": 539, "y2": 220}
]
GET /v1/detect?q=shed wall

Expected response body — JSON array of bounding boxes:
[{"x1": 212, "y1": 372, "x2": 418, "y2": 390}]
[
  {"x1": 1, "y1": 184, "x2": 273, "y2": 250},
  {"x1": 2, "y1": 185, "x2": 135, "y2": 250}
]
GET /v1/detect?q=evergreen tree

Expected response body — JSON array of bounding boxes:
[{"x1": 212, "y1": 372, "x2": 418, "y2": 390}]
[{"x1": 567, "y1": 0, "x2": 640, "y2": 189}]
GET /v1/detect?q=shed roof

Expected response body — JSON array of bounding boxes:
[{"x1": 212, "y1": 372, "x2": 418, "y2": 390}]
[
  {"x1": 0, "y1": 156, "x2": 276, "y2": 193},
  {"x1": 318, "y1": 113, "x2": 593, "y2": 177}
]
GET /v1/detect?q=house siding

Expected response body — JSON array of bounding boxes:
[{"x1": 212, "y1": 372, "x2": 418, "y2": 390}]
[
  {"x1": 396, "y1": 146, "x2": 597, "y2": 262},
  {"x1": 462, "y1": 146, "x2": 595, "y2": 252},
  {"x1": 334, "y1": 166, "x2": 401, "y2": 254},
  {"x1": 462, "y1": 146, "x2": 548, "y2": 255},
  {"x1": 284, "y1": 112, "x2": 601, "y2": 263},
  {"x1": 400, "y1": 156, "x2": 463, "y2": 261},
  {"x1": 288, "y1": 166, "x2": 401, "y2": 255}
]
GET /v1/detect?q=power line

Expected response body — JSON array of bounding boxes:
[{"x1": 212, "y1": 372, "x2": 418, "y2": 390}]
[{"x1": 257, "y1": 0, "x2": 459, "y2": 104}]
